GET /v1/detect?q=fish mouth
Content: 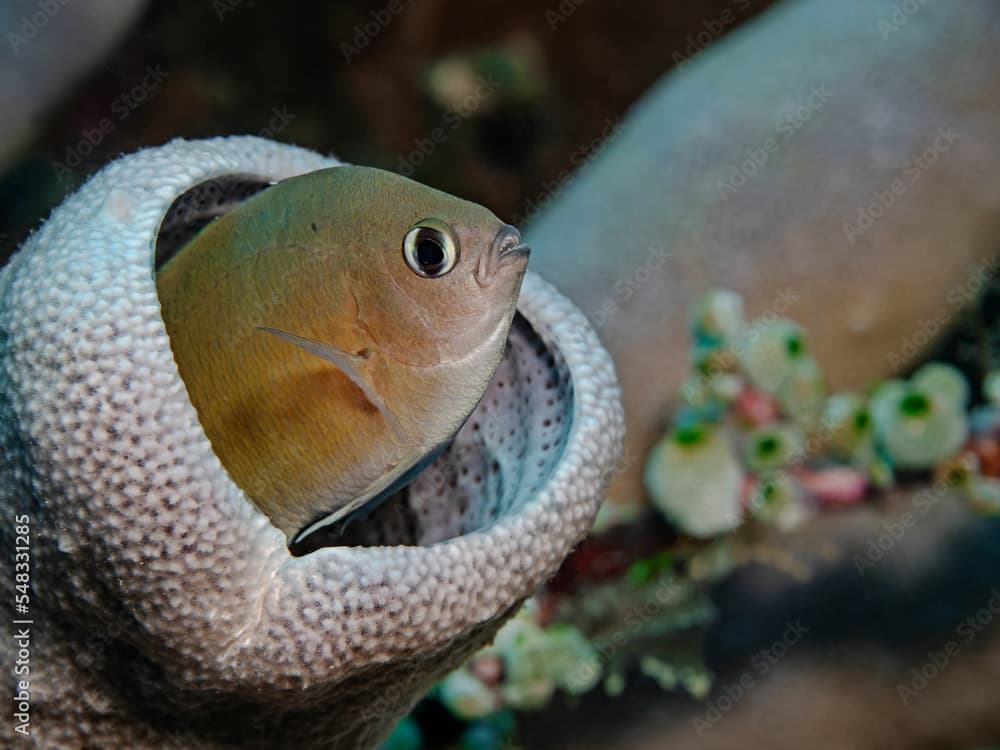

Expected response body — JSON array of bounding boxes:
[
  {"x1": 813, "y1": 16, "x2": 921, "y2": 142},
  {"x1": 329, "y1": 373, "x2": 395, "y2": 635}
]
[
  {"x1": 498, "y1": 241, "x2": 531, "y2": 268},
  {"x1": 477, "y1": 224, "x2": 531, "y2": 285}
]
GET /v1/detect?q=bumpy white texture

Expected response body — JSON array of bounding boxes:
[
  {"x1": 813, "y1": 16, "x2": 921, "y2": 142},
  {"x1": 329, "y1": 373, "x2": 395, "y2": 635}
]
[{"x1": 0, "y1": 137, "x2": 624, "y2": 749}]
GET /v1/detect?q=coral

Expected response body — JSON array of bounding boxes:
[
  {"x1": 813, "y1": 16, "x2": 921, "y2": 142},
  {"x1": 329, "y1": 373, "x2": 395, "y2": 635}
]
[
  {"x1": 645, "y1": 423, "x2": 745, "y2": 538},
  {"x1": 641, "y1": 292, "x2": 1000, "y2": 539},
  {"x1": 0, "y1": 137, "x2": 624, "y2": 749},
  {"x1": 871, "y1": 365, "x2": 970, "y2": 469}
]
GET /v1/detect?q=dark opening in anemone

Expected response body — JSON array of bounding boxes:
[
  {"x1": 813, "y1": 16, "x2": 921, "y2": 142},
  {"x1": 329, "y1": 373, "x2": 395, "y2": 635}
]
[{"x1": 154, "y1": 175, "x2": 272, "y2": 269}]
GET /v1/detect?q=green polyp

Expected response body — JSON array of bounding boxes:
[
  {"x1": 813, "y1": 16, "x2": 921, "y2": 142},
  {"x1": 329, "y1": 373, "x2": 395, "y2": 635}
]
[
  {"x1": 853, "y1": 410, "x2": 871, "y2": 432},
  {"x1": 944, "y1": 465, "x2": 970, "y2": 487},
  {"x1": 785, "y1": 334, "x2": 804, "y2": 358},
  {"x1": 899, "y1": 391, "x2": 931, "y2": 418},
  {"x1": 759, "y1": 481, "x2": 778, "y2": 503},
  {"x1": 673, "y1": 424, "x2": 706, "y2": 447},
  {"x1": 756, "y1": 435, "x2": 781, "y2": 459},
  {"x1": 627, "y1": 551, "x2": 674, "y2": 586}
]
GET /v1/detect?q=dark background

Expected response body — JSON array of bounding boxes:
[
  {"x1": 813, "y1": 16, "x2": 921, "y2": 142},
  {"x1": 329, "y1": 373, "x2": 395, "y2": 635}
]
[{"x1": 0, "y1": 0, "x2": 778, "y2": 267}]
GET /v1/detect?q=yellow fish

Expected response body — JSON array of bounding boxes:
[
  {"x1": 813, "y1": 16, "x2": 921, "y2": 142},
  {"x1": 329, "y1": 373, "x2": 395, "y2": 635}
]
[{"x1": 156, "y1": 166, "x2": 529, "y2": 546}]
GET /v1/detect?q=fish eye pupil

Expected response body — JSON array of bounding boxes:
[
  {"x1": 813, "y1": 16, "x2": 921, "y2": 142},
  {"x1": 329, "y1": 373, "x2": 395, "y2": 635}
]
[
  {"x1": 416, "y1": 236, "x2": 445, "y2": 270},
  {"x1": 404, "y1": 222, "x2": 458, "y2": 277}
]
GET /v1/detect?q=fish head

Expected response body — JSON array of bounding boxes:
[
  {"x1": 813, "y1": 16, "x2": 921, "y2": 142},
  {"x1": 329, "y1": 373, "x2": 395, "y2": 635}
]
[{"x1": 333, "y1": 167, "x2": 530, "y2": 369}]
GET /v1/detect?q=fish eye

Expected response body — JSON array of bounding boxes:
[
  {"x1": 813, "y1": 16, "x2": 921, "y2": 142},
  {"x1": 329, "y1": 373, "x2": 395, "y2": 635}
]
[{"x1": 402, "y1": 219, "x2": 459, "y2": 278}]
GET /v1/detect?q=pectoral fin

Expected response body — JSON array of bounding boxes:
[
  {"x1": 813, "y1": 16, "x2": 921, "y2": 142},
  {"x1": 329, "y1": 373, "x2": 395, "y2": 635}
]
[{"x1": 257, "y1": 326, "x2": 404, "y2": 440}]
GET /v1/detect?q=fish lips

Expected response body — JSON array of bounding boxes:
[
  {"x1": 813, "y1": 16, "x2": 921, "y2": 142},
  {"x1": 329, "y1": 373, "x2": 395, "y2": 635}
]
[
  {"x1": 498, "y1": 241, "x2": 531, "y2": 267},
  {"x1": 478, "y1": 224, "x2": 530, "y2": 285}
]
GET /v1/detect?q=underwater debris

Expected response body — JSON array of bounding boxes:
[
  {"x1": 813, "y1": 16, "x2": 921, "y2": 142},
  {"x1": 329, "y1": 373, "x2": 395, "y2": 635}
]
[{"x1": 424, "y1": 37, "x2": 547, "y2": 115}]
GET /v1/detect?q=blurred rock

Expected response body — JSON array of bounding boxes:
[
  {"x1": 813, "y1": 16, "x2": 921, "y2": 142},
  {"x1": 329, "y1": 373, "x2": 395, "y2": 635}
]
[
  {"x1": 0, "y1": 0, "x2": 147, "y2": 170},
  {"x1": 526, "y1": 0, "x2": 1000, "y2": 507}
]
